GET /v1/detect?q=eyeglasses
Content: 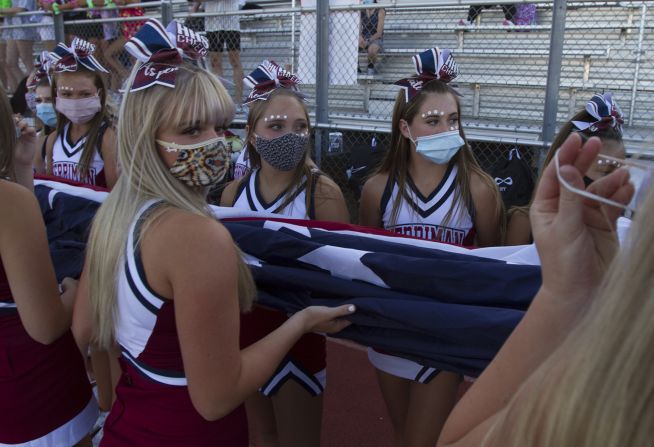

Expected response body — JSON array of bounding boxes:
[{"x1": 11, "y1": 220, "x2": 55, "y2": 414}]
[{"x1": 554, "y1": 150, "x2": 652, "y2": 214}]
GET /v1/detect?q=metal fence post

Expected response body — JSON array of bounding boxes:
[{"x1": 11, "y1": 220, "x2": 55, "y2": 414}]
[
  {"x1": 628, "y1": 3, "x2": 647, "y2": 127},
  {"x1": 161, "y1": 0, "x2": 174, "y2": 26},
  {"x1": 314, "y1": 0, "x2": 330, "y2": 168},
  {"x1": 54, "y1": 11, "x2": 65, "y2": 44},
  {"x1": 539, "y1": 0, "x2": 567, "y2": 172}
]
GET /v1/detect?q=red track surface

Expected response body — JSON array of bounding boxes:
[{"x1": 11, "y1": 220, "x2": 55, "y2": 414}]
[{"x1": 321, "y1": 340, "x2": 393, "y2": 447}]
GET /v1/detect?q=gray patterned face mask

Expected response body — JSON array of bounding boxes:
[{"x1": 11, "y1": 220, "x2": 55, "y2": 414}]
[{"x1": 254, "y1": 132, "x2": 308, "y2": 171}]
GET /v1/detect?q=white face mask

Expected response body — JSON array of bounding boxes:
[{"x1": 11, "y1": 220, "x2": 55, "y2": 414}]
[
  {"x1": 407, "y1": 128, "x2": 464, "y2": 164},
  {"x1": 554, "y1": 149, "x2": 652, "y2": 214}
]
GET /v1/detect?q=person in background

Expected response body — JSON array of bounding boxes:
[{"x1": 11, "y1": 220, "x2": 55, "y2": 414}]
[
  {"x1": 438, "y1": 132, "x2": 651, "y2": 447},
  {"x1": 0, "y1": 88, "x2": 98, "y2": 447},
  {"x1": 505, "y1": 92, "x2": 626, "y2": 246},
  {"x1": 193, "y1": 0, "x2": 244, "y2": 103},
  {"x1": 44, "y1": 38, "x2": 118, "y2": 189},
  {"x1": 359, "y1": 0, "x2": 385, "y2": 75},
  {"x1": 458, "y1": 4, "x2": 516, "y2": 27},
  {"x1": 0, "y1": 0, "x2": 37, "y2": 92},
  {"x1": 221, "y1": 60, "x2": 349, "y2": 447},
  {"x1": 359, "y1": 48, "x2": 504, "y2": 447}
]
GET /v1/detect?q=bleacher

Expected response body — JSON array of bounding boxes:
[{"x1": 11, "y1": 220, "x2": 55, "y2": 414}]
[{"x1": 200, "y1": 1, "x2": 654, "y2": 155}]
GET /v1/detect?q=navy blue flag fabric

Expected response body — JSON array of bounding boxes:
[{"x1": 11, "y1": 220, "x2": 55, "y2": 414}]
[{"x1": 34, "y1": 180, "x2": 541, "y2": 378}]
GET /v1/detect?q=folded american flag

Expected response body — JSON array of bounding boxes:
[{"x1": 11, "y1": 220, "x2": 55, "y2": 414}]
[{"x1": 34, "y1": 179, "x2": 541, "y2": 377}]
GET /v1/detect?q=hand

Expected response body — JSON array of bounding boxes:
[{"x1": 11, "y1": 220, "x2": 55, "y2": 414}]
[
  {"x1": 296, "y1": 304, "x2": 355, "y2": 334},
  {"x1": 60, "y1": 277, "x2": 79, "y2": 316},
  {"x1": 531, "y1": 134, "x2": 634, "y2": 301},
  {"x1": 14, "y1": 115, "x2": 37, "y2": 168}
]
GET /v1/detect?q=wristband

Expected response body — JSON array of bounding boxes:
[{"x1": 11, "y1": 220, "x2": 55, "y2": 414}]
[{"x1": 52, "y1": 2, "x2": 60, "y2": 14}]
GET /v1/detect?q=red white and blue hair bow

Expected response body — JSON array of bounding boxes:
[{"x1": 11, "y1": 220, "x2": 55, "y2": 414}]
[
  {"x1": 124, "y1": 19, "x2": 209, "y2": 92},
  {"x1": 243, "y1": 60, "x2": 301, "y2": 105},
  {"x1": 394, "y1": 48, "x2": 459, "y2": 102},
  {"x1": 27, "y1": 51, "x2": 52, "y2": 90},
  {"x1": 571, "y1": 92, "x2": 624, "y2": 135},
  {"x1": 49, "y1": 38, "x2": 108, "y2": 74}
]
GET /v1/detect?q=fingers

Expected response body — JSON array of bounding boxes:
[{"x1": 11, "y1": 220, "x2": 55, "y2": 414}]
[{"x1": 587, "y1": 168, "x2": 635, "y2": 221}]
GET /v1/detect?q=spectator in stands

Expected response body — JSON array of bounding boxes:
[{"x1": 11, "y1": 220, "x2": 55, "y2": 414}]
[
  {"x1": 359, "y1": 48, "x2": 504, "y2": 447},
  {"x1": 221, "y1": 60, "x2": 350, "y2": 447},
  {"x1": 42, "y1": 0, "x2": 104, "y2": 44},
  {"x1": 28, "y1": 54, "x2": 57, "y2": 174},
  {"x1": 44, "y1": 38, "x2": 118, "y2": 189},
  {"x1": 35, "y1": 0, "x2": 55, "y2": 51},
  {"x1": 437, "y1": 132, "x2": 650, "y2": 447},
  {"x1": 193, "y1": 0, "x2": 244, "y2": 103},
  {"x1": 505, "y1": 92, "x2": 626, "y2": 245},
  {"x1": 458, "y1": 4, "x2": 516, "y2": 27},
  {"x1": 1, "y1": 0, "x2": 37, "y2": 92},
  {"x1": 72, "y1": 20, "x2": 354, "y2": 446},
  {"x1": 359, "y1": 0, "x2": 385, "y2": 75},
  {"x1": 0, "y1": 88, "x2": 99, "y2": 447}
]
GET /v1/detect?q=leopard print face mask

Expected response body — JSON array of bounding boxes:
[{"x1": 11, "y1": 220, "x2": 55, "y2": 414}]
[
  {"x1": 254, "y1": 132, "x2": 308, "y2": 171},
  {"x1": 156, "y1": 136, "x2": 230, "y2": 187}
]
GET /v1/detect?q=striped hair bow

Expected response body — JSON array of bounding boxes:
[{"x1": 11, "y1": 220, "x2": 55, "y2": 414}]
[
  {"x1": 572, "y1": 92, "x2": 624, "y2": 135},
  {"x1": 243, "y1": 60, "x2": 301, "y2": 105},
  {"x1": 394, "y1": 48, "x2": 459, "y2": 102},
  {"x1": 124, "y1": 19, "x2": 209, "y2": 92},
  {"x1": 27, "y1": 51, "x2": 52, "y2": 90},
  {"x1": 49, "y1": 38, "x2": 108, "y2": 74}
]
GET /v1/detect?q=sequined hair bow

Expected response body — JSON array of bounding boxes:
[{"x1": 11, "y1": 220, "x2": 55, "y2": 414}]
[
  {"x1": 243, "y1": 60, "x2": 302, "y2": 105},
  {"x1": 394, "y1": 48, "x2": 459, "y2": 102},
  {"x1": 124, "y1": 18, "x2": 209, "y2": 92},
  {"x1": 571, "y1": 92, "x2": 624, "y2": 135},
  {"x1": 49, "y1": 37, "x2": 108, "y2": 74},
  {"x1": 27, "y1": 51, "x2": 52, "y2": 89}
]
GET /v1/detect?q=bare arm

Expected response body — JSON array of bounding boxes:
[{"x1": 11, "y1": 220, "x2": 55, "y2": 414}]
[
  {"x1": 145, "y1": 211, "x2": 353, "y2": 420},
  {"x1": 372, "y1": 8, "x2": 385, "y2": 40},
  {"x1": 504, "y1": 208, "x2": 531, "y2": 245},
  {"x1": 358, "y1": 173, "x2": 386, "y2": 228},
  {"x1": 470, "y1": 172, "x2": 503, "y2": 247},
  {"x1": 0, "y1": 181, "x2": 72, "y2": 344},
  {"x1": 44, "y1": 131, "x2": 57, "y2": 176},
  {"x1": 314, "y1": 175, "x2": 350, "y2": 223},
  {"x1": 438, "y1": 135, "x2": 634, "y2": 446},
  {"x1": 100, "y1": 127, "x2": 119, "y2": 190}
]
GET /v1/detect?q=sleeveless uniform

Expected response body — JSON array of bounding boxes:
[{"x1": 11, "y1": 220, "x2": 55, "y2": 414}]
[
  {"x1": 233, "y1": 169, "x2": 327, "y2": 396},
  {"x1": 369, "y1": 163, "x2": 475, "y2": 382},
  {"x1": 50, "y1": 122, "x2": 108, "y2": 188},
  {"x1": 100, "y1": 201, "x2": 248, "y2": 447},
  {"x1": 0, "y1": 250, "x2": 97, "y2": 445}
]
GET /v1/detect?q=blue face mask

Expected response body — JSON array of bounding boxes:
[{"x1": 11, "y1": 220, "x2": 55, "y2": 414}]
[
  {"x1": 409, "y1": 129, "x2": 464, "y2": 164},
  {"x1": 36, "y1": 102, "x2": 57, "y2": 128}
]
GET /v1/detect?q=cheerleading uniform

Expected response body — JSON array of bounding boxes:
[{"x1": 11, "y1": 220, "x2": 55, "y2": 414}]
[
  {"x1": 369, "y1": 163, "x2": 475, "y2": 382},
  {"x1": 50, "y1": 122, "x2": 108, "y2": 188},
  {"x1": 0, "y1": 255, "x2": 97, "y2": 446},
  {"x1": 232, "y1": 169, "x2": 327, "y2": 396},
  {"x1": 100, "y1": 200, "x2": 248, "y2": 447}
]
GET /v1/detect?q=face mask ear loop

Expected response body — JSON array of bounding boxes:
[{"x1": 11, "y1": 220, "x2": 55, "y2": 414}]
[{"x1": 554, "y1": 149, "x2": 635, "y2": 213}]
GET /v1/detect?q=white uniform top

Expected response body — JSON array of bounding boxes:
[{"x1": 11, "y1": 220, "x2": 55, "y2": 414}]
[
  {"x1": 205, "y1": 0, "x2": 240, "y2": 32},
  {"x1": 50, "y1": 122, "x2": 106, "y2": 187},
  {"x1": 380, "y1": 163, "x2": 475, "y2": 246},
  {"x1": 232, "y1": 168, "x2": 316, "y2": 219}
]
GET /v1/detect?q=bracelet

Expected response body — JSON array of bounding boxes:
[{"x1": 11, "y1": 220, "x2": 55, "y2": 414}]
[
  {"x1": 86, "y1": 0, "x2": 94, "y2": 8},
  {"x1": 52, "y1": 2, "x2": 60, "y2": 14}
]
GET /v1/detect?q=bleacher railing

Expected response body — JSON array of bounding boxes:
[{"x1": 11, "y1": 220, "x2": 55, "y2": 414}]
[{"x1": 2, "y1": 0, "x2": 652, "y2": 213}]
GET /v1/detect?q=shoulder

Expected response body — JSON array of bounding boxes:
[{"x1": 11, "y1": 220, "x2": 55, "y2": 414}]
[
  {"x1": 0, "y1": 181, "x2": 41, "y2": 232},
  {"x1": 361, "y1": 172, "x2": 390, "y2": 200},
  {"x1": 220, "y1": 179, "x2": 243, "y2": 206},
  {"x1": 314, "y1": 174, "x2": 344, "y2": 200},
  {"x1": 45, "y1": 130, "x2": 58, "y2": 149},
  {"x1": 469, "y1": 170, "x2": 498, "y2": 202}
]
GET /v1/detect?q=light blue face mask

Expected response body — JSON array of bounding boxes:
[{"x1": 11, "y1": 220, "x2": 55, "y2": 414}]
[
  {"x1": 36, "y1": 102, "x2": 58, "y2": 128},
  {"x1": 408, "y1": 129, "x2": 464, "y2": 164},
  {"x1": 362, "y1": 0, "x2": 374, "y2": 4}
]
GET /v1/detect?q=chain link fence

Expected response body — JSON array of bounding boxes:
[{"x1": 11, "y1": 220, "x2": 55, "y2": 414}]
[{"x1": 2, "y1": 0, "x2": 652, "y2": 221}]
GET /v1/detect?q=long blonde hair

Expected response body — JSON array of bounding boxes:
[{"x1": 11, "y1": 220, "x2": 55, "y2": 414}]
[
  {"x1": 376, "y1": 80, "x2": 504, "y2": 233},
  {"x1": 243, "y1": 88, "x2": 320, "y2": 217},
  {"x1": 87, "y1": 62, "x2": 255, "y2": 349},
  {"x1": 491, "y1": 188, "x2": 654, "y2": 446}
]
